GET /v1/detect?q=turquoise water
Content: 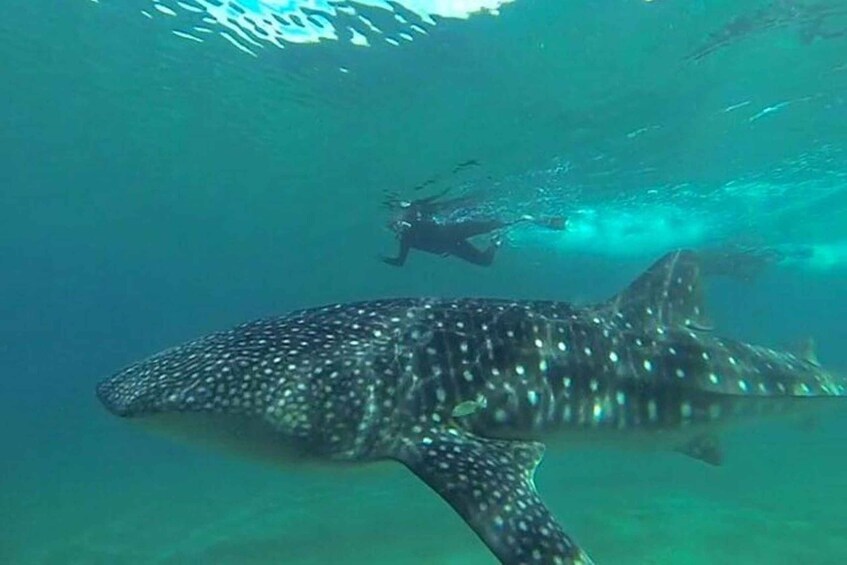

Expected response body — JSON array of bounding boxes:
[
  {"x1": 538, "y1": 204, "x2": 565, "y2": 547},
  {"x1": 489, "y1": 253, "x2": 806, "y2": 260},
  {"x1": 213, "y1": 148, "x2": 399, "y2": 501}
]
[{"x1": 2, "y1": 0, "x2": 847, "y2": 563}]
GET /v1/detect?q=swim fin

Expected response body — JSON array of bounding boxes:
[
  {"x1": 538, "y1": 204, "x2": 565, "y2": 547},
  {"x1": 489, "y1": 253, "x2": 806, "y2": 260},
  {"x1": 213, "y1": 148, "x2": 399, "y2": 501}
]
[
  {"x1": 517, "y1": 215, "x2": 568, "y2": 231},
  {"x1": 537, "y1": 216, "x2": 567, "y2": 231}
]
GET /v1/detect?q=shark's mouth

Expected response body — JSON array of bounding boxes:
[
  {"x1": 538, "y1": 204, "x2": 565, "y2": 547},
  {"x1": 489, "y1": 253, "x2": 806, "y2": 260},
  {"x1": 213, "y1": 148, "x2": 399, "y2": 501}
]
[{"x1": 128, "y1": 0, "x2": 515, "y2": 54}]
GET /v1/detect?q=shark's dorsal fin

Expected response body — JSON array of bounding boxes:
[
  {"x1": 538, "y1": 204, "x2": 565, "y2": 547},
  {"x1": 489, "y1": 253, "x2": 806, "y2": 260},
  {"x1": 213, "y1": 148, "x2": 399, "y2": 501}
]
[
  {"x1": 395, "y1": 427, "x2": 594, "y2": 564},
  {"x1": 602, "y1": 250, "x2": 711, "y2": 331}
]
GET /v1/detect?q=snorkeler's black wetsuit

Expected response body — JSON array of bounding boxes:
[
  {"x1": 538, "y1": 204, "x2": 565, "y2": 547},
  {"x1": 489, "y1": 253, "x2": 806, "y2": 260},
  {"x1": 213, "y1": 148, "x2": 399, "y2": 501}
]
[
  {"x1": 381, "y1": 193, "x2": 566, "y2": 267},
  {"x1": 382, "y1": 217, "x2": 506, "y2": 267}
]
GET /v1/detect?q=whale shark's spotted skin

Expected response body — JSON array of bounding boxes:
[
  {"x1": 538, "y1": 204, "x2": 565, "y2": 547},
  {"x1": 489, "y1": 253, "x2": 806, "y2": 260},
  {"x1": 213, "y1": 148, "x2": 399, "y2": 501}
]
[{"x1": 97, "y1": 251, "x2": 847, "y2": 564}]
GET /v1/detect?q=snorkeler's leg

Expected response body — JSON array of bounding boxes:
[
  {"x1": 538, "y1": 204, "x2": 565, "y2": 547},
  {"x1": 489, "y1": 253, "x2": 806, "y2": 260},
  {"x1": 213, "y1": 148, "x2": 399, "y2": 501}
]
[
  {"x1": 451, "y1": 240, "x2": 497, "y2": 266},
  {"x1": 448, "y1": 220, "x2": 509, "y2": 240}
]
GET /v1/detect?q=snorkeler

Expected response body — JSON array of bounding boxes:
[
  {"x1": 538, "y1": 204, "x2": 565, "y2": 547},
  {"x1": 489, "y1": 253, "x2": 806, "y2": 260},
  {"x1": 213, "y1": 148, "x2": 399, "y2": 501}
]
[{"x1": 381, "y1": 191, "x2": 567, "y2": 267}]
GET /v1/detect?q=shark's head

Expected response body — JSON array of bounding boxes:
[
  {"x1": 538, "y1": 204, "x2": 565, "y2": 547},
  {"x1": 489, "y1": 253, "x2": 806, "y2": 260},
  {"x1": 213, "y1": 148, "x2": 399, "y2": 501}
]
[
  {"x1": 95, "y1": 316, "x2": 316, "y2": 422},
  {"x1": 96, "y1": 345, "x2": 206, "y2": 419},
  {"x1": 95, "y1": 306, "x2": 405, "y2": 462},
  {"x1": 94, "y1": 322, "x2": 279, "y2": 420},
  {"x1": 94, "y1": 324, "x2": 315, "y2": 462}
]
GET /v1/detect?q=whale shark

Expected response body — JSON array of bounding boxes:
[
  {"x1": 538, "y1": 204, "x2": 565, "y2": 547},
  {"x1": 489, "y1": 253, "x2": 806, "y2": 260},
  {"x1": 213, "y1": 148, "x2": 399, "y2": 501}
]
[{"x1": 96, "y1": 250, "x2": 847, "y2": 564}]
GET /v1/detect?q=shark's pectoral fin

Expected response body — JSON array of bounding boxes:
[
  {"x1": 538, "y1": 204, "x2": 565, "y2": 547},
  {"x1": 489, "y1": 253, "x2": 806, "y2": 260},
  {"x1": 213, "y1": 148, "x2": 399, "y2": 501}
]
[
  {"x1": 394, "y1": 427, "x2": 593, "y2": 564},
  {"x1": 674, "y1": 434, "x2": 723, "y2": 466}
]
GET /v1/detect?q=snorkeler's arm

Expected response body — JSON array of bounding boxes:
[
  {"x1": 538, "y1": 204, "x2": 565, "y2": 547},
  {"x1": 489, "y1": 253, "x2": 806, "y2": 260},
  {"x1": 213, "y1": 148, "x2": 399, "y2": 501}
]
[{"x1": 381, "y1": 239, "x2": 410, "y2": 267}]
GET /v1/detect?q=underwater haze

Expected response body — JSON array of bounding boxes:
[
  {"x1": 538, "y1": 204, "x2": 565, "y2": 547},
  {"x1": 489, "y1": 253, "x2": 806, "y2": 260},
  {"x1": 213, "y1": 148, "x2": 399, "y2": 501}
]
[{"x1": 2, "y1": 0, "x2": 847, "y2": 563}]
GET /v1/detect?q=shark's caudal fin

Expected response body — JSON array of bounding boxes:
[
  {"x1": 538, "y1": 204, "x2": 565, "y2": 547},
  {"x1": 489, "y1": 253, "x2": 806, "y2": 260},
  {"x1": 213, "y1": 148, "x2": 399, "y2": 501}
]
[
  {"x1": 394, "y1": 427, "x2": 594, "y2": 565},
  {"x1": 601, "y1": 250, "x2": 712, "y2": 331}
]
